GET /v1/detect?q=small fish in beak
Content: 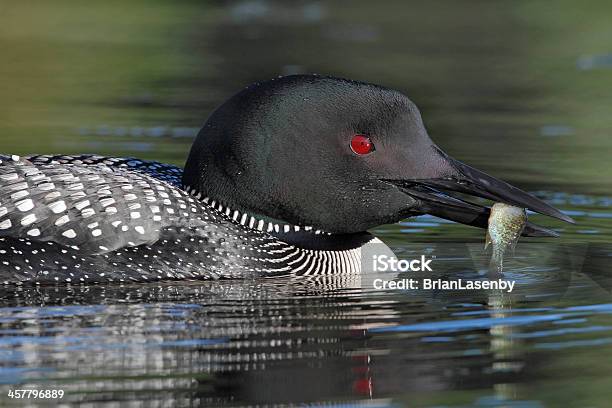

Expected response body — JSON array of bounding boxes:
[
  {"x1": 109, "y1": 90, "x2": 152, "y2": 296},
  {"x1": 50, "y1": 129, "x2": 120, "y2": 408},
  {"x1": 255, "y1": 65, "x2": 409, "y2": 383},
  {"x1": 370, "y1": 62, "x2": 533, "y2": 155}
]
[{"x1": 485, "y1": 203, "x2": 527, "y2": 272}]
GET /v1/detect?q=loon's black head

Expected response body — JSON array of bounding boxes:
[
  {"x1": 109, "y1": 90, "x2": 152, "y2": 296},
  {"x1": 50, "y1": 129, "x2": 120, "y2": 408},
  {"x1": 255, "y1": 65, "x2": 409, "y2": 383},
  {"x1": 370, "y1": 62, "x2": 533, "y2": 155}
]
[{"x1": 183, "y1": 75, "x2": 573, "y2": 236}]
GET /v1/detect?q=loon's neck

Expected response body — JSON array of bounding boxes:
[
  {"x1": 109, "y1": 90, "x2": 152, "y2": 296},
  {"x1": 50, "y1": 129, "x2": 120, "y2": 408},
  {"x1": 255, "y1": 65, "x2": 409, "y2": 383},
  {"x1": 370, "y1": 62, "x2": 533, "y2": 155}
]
[{"x1": 183, "y1": 185, "x2": 374, "y2": 251}]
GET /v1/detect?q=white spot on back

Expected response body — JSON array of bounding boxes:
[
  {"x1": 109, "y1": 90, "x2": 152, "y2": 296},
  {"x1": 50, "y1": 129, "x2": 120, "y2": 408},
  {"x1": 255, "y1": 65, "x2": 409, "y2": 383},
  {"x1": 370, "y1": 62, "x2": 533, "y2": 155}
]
[
  {"x1": 38, "y1": 182, "x2": 56, "y2": 191},
  {"x1": 74, "y1": 200, "x2": 90, "y2": 211},
  {"x1": 55, "y1": 215, "x2": 70, "y2": 226},
  {"x1": 16, "y1": 199, "x2": 34, "y2": 212},
  {"x1": 11, "y1": 190, "x2": 29, "y2": 200},
  {"x1": 49, "y1": 200, "x2": 67, "y2": 214},
  {"x1": 0, "y1": 173, "x2": 18, "y2": 181},
  {"x1": 100, "y1": 198, "x2": 115, "y2": 207},
  {"x1": 20, "y1": 214, "x2": 37, "y2": 226},
  {"x1": 44, "y1": 191, "x2": 61, "y2": 200}
]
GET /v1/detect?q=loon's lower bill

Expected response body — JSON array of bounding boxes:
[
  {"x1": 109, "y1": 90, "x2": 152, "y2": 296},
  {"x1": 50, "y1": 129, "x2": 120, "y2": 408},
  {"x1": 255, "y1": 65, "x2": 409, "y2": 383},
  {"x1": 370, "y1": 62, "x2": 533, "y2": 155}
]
[{"x1": 0, "y1": 75, "x2": 573, "y2": 285}]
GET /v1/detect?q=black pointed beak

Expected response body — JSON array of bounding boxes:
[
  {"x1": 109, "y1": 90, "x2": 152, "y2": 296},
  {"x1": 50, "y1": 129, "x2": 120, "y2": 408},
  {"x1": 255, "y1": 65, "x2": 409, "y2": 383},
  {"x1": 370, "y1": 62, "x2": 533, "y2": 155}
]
[{"x1": 385, "y1": 147, "x2": 574, "y2": 237}]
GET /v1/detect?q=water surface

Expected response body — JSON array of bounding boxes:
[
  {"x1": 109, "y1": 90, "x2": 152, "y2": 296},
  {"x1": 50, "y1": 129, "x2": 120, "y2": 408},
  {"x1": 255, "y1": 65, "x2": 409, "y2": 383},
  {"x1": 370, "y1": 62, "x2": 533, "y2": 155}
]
[{"x1": 0, "y1": 1, "x2": 611, "y2": 406}]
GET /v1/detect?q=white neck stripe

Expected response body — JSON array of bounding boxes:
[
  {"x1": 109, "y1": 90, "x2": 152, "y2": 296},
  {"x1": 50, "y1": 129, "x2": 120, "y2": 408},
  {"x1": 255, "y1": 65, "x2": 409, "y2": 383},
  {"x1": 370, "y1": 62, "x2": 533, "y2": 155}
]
[{"x1": 183, "y1": 185, "x2": 331, "y2": 235}]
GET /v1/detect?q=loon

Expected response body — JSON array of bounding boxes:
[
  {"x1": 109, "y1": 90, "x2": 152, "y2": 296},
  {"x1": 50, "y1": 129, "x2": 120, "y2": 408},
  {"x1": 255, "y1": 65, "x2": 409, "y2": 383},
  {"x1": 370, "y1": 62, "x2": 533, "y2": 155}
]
[{"x1": 0, "y1": 75, "x2": 573, "y2": 285}]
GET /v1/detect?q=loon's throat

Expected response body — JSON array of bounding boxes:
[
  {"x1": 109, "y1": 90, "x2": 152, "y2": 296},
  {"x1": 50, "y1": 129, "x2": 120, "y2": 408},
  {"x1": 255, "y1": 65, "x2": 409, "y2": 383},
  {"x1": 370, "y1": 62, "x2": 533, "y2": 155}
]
[
  {"x1": 183, "y1": 184, "x2": 325, "y2": 231},
  {"x1": 183, "y1": 185, "x2": 372, "y2": 251}
]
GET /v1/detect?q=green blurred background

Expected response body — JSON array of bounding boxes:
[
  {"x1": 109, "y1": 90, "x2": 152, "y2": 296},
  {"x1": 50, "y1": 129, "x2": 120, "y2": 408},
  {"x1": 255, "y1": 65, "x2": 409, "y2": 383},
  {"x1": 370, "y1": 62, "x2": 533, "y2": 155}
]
[{"x1": 1, "y1": 0, "x2": 610, "y2": 196}]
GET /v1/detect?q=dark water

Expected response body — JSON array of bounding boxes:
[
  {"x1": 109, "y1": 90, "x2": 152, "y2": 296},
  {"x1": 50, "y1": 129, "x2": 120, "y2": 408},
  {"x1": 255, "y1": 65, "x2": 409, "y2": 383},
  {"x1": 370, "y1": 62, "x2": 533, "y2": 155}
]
[{"x1": 1, "y1": 1, "x2": 611, "y2": 406}]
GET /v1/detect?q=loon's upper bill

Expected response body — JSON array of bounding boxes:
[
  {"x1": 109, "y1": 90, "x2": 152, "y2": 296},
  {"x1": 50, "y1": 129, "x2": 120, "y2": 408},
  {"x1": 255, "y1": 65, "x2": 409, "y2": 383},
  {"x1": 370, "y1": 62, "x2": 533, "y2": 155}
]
[{"x1": 0, "y1": 75, "x2": 573, "y2": 285}]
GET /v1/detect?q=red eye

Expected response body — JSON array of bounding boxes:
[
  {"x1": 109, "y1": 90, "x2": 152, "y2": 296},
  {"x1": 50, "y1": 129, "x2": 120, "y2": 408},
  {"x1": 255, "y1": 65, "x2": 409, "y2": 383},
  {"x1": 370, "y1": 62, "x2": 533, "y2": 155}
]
[{"x1": 350, "y1": 135, "x2": 375, "y2": 155}]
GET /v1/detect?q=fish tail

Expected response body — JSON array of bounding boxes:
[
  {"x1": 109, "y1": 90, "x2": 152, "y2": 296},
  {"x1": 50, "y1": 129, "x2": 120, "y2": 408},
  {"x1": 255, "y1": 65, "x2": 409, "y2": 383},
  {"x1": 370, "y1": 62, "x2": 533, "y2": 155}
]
[{"x1": 489, "y1": 248, "x2": 504, "y2": 273}]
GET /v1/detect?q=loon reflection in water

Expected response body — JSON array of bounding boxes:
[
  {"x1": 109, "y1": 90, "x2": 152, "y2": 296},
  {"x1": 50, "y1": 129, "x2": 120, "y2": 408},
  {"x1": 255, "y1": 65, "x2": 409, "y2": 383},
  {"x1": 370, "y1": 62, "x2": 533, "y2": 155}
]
[{"x1": 0, "y1": 75, "x2": 573, "y2": 284}]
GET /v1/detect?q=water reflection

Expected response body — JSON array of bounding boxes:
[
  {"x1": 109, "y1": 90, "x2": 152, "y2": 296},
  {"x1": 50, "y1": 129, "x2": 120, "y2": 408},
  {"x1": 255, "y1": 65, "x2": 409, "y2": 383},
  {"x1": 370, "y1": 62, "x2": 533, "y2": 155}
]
[{"x1": 0, "y1": 235, "x2": 609, "y2": 405}]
